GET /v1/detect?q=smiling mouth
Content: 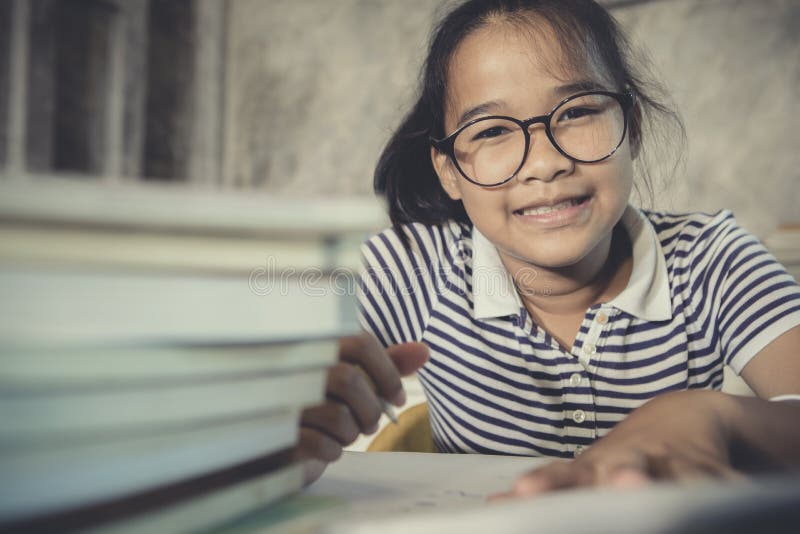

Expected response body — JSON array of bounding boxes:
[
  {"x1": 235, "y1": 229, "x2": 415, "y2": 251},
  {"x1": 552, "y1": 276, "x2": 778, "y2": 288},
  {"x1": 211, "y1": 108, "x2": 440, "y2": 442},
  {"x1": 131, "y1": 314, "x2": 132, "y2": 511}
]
[{"x1": 513, "y1": 195, "x2": 592, "y2": 216}]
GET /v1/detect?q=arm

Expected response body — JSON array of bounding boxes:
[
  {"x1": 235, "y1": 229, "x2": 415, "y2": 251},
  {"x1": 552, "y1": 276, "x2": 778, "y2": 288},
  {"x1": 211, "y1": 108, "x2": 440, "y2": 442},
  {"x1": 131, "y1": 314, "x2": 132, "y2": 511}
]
[
  {"x1": 728, "y1": 324, "x2": 800, "y2": 470},
  {"x1": 495, "y1": 326, "x2": 800, "y2": 498},
  {"x1": 495, "y1": 215, "x2": 800, "y2": 498}
]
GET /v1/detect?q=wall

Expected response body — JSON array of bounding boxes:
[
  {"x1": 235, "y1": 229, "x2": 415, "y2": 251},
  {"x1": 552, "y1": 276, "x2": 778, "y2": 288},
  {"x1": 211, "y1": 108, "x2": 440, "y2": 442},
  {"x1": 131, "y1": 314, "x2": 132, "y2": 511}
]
[
  {"x1": 612, "y1": 0, "x2": 799, "y2": 237},
  {"x1": 223, "y1": 0, "x2": 440, "y2": 193},
  {"x1": 224, "y1": 0, "x2": 799, "y2": 237}
]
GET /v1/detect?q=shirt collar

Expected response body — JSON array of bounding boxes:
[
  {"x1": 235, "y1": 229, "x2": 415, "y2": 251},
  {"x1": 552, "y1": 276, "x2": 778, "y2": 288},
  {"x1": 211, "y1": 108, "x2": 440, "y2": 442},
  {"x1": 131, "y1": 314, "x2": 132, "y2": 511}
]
[
  {"x1": 471, "y1": 205, "x2": 672, "y2": 321},
  {"x1": 472, "y1": 226, "x2": 523, "y2": 319}
]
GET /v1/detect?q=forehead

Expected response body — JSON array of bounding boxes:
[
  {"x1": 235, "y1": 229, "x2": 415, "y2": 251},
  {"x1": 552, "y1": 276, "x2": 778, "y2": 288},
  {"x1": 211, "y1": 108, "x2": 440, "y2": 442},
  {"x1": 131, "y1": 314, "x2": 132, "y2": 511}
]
[{"x1": 444, "y1": 20, "x2": 608, "y2": 125}]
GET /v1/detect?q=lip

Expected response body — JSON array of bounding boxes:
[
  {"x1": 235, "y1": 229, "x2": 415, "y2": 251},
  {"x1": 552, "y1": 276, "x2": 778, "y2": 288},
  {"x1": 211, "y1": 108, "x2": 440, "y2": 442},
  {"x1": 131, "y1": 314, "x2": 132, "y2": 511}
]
[
  {"x1": 513, "y1": 194, "x2": 593, "y2": 228},
  {"x1": 512, "y1": 194, "x2": 591, "y2": 214}
]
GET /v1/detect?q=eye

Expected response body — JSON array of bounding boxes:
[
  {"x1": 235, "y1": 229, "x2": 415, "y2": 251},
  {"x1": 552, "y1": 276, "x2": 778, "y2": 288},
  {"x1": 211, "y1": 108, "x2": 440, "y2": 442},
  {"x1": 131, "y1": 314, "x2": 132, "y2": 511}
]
[
  {"x1": 471, "y1": 125, "x2": 511, "y2": 141},
  {"x1": 557, "y1": 106, "x2": 599, "y2": 122}
]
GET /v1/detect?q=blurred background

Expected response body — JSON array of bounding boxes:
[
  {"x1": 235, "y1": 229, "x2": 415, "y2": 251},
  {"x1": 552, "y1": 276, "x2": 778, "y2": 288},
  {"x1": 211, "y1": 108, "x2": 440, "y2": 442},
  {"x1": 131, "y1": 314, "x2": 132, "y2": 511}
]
[
  {"x1": 1, "y1": 0, "x2": 798, "y2": 221},
  {"x1": 0, "y1": 0, "x2": 797, "y2": 458},
  {"x1": 0, "y1": 0, "x2": 797, "y2": 235}
]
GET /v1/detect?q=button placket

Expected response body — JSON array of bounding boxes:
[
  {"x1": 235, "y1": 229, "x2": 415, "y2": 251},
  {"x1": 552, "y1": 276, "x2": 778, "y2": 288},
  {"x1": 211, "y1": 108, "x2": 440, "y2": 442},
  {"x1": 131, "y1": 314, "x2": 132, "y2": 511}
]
[
  {"x1": 563, "y1": 308, "x2": 609, "y2": 455},
  {"x1": 565, "y1": 308, "x2": 609, "y2": 445},
  {"x1": 577, "y1": 308, "x2": 608, "y2": 367}
]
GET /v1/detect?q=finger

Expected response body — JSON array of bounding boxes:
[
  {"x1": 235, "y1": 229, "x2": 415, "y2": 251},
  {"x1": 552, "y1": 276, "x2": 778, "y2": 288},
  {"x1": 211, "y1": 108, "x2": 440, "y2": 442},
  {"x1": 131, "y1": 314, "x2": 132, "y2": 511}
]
[
  {"x1": 339, "y1": 334, "x2": 427, "y2": 407},
  {"x1": 383, "y1": 342, "x2": 429, "y2": 406},
  {"x1": 300, "y1": 459, "x2": 328, "y2": 487},
  {"x1": 325, "y1": 362, "x2": 383, "y2": 432},
  {"x1": 301, "y1": 401, "x2": 361, "y2": 445},
  {"x1": 386, "y1": 342, "x2": 429, "y2": 376},
  {"x1": 295, "y1": 427, "x2": 343, "y2": 463},
  {"x1": 338, "y1": 334, "x2": 403, "y2": 405},
  {"x1": 589, "y1": 453, "x2": 651, "y2": 487},
  {"x1": 648, "y1": 452, "x2": 746, "y2": 483},
  {"x1": 606, "y1": 467, "x2": 652, "y2": 489},
  {"x1": 486, "y1": 490, "x2": 517, "y2": 503},
  {"x1": 510, "y1": 460, "x2": 591, "y2": 496}
]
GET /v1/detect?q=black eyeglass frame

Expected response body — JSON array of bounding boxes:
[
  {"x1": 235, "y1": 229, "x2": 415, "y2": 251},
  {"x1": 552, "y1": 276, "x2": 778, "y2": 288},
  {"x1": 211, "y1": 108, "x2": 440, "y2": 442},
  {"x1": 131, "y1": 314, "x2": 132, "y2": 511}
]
[{"x1": 430, "y1": 90, "x2": 635, "y2": 187}]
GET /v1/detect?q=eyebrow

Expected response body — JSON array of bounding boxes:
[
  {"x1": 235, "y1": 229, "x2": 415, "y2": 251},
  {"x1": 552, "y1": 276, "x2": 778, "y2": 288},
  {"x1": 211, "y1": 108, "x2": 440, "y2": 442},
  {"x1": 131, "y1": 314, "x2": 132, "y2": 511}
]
[
  {"x1": 454, "y1": 80, "x2": 608, "y2": 128},
  {"x1": 551, "y1": 80, "x2": 607, "y2": 98},
  {"x1": 455, "y1": 101, "x2": 504, "y2": 128}
]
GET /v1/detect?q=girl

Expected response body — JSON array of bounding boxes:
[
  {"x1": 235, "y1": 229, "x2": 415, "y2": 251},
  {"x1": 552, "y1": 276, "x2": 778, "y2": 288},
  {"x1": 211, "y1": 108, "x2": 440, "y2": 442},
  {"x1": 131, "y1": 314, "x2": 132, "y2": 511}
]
[{"x1": 295, "y1": 0, "x2": 800, "y2": 493}]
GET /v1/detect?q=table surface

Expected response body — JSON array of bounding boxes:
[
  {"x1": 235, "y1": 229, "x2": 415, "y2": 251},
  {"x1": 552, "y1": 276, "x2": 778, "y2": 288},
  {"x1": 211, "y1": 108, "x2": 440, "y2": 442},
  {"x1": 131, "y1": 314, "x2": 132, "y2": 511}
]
[
  {"x1": 306, "y1": 451, "x2": 544, "y2": 515},
  {"x1": 226, "y1": 452, "x2": 800, "y2": 534}
]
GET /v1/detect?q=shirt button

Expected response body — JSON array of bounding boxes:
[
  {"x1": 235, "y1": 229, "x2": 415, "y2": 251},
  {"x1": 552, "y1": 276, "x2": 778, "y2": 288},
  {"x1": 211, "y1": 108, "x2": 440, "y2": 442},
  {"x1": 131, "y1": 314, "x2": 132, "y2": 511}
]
[
  {"x1": 583, "y1": 343, "x2": 596, "y2": 355},
  {"x1": 569, "y1": 373, "x2": 582, "y2": 387},
  {"x1": 572, "y1": 409, "x2": 586, "y2": 424},
  {"x1": 574, "y1": 445, "x2": 585, "y2": 457},
  {"x1": 596, "y1": 312, "x2": 608, "y2": 325}
]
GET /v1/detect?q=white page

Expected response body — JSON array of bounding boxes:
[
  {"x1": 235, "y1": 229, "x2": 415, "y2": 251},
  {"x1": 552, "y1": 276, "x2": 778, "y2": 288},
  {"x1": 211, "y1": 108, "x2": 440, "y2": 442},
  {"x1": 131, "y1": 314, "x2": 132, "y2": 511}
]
[
  {"x1": 304, "y1": 451, "x2": 547, "y2": 518},
  {"x1": 305, "y1": 452, "x2": 800, "y2": 534}
]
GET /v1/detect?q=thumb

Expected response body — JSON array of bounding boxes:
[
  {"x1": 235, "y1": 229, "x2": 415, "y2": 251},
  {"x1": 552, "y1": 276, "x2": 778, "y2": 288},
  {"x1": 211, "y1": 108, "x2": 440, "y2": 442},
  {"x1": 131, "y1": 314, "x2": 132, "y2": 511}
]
[
  {"x1": 512, "y1": 460, "x2": 584, "y2": 496},
  {"x1": 386, "y1": 342, "x2": 429, "y2": 376}
]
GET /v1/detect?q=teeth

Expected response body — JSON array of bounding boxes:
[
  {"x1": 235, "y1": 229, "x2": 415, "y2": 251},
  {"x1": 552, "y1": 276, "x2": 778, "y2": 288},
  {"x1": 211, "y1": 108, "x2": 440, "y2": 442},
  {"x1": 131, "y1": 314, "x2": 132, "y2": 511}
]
[{"x1": 521, "y1": 199, "x2": 580, "y2": 216}]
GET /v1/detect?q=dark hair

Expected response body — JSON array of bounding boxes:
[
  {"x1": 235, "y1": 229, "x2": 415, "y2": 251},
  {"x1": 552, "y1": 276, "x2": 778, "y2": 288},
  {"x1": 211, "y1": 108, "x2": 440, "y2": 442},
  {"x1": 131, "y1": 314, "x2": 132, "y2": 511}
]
[{"x1": 374, "y1": 0, "x2": 684, "y2": 242}]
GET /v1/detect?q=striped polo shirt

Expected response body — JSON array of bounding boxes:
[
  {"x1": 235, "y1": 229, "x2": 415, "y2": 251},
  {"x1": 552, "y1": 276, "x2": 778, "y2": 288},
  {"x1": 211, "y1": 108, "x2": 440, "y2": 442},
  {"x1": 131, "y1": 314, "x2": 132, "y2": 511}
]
[{"x1": 357, "y1": 206, "x2": 800, "y2": 458}]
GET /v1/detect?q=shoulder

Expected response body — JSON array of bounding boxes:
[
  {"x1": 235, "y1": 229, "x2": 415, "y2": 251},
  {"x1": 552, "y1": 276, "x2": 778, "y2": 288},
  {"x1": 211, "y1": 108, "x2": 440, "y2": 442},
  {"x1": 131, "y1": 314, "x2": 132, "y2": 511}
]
[
  {"x1": 357, "y1": 220, "x2": 472, "y2": 344},
  {"x1": 641, "y1": 209, "x2": 756, "y2": 261},
  {"x1": 643, "y1": 209, "x2": 738, "y2": 241},
  {"x1": 361, "y1": 220, "x2": 473, "y2": 272}
]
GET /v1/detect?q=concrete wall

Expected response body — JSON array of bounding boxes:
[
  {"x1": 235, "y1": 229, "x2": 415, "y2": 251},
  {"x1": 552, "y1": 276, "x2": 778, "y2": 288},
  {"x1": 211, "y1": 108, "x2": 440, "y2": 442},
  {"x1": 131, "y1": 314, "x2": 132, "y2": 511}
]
[
  {"x1": 223, "y1": 0, "x2": 440, "y2": 193},
  {"x1": 612, "y1": 0, "x2": 799, "y2": 237},
  {"x1": 223, "y1": 0, "x2": 799, "y2": 237}
]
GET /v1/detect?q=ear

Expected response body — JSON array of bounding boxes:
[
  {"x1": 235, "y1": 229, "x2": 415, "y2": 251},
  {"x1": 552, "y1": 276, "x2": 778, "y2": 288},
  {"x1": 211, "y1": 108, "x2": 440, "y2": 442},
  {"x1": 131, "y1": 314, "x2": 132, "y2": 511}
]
[{"x1": 430, "y1": 146, "x2": 463, "y2": 201}]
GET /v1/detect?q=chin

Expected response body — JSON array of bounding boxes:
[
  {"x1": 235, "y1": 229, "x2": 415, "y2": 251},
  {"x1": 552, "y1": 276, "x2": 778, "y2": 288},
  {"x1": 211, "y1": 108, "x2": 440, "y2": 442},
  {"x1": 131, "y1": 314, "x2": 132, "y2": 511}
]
[{"x1": 510, "y1": 244, "x2": 591, "y2": 270}]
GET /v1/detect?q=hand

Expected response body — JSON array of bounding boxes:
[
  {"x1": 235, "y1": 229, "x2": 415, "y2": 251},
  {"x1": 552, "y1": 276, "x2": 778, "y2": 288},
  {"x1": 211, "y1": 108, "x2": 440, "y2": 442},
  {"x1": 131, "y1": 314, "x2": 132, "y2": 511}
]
[
  {"x1": 293, "y1": 333, "x2": 429, "y2": 485},
  {"x1": 493, "y1": 390, "x2": 745, "y2": 500}
]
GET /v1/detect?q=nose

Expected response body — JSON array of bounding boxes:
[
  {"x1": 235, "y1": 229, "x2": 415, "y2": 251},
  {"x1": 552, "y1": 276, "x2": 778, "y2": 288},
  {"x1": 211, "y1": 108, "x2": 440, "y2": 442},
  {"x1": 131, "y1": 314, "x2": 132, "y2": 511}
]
[{"x1": 514, "y1": 125, "x2": 574, "y2": 184}]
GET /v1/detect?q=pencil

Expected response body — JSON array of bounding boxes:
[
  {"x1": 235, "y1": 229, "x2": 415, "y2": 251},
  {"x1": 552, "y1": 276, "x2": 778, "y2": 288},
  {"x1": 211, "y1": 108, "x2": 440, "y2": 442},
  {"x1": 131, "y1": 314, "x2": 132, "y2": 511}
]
[{"x1": 381, "y1": 399, "x2": 399, "y2": 424}]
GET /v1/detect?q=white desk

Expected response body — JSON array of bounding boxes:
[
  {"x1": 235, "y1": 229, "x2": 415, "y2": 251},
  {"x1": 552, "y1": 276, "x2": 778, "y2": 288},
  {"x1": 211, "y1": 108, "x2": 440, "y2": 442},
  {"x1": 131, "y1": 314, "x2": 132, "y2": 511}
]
[
  {"x1": 233, "y1": 452, "x2": 800, "y2": 534},
  {"x1": 306, "y1": 451, "x2": 544, "y2": 517}
]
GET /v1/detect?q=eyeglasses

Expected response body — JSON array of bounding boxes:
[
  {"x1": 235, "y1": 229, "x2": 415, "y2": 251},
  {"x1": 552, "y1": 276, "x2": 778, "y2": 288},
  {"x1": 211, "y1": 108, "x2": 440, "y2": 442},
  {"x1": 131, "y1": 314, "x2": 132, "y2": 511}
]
[{"x1": 430, "y1": 91, "x2": 634, "y2": 187}]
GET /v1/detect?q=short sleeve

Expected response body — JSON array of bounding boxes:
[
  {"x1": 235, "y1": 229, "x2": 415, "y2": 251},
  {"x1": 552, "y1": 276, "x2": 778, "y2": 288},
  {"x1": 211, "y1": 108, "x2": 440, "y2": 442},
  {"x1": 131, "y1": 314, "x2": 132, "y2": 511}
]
[
  {"x1": 357, "y1": 224, "x2": 442, "y2": 348},
  {"x1": 710, "y1": 213, "x2": 800, "y2": 373}
]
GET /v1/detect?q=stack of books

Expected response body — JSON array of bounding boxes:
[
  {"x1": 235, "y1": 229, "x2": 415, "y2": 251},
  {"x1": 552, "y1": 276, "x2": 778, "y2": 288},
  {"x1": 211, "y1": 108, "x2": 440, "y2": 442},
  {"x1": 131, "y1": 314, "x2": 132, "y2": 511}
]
[
  {"x1": 0, "y1": 179, "x2": 379, "y2": 532},
  {"x1": 0, "y1": 338, "x2": 338, "y2": 532}
]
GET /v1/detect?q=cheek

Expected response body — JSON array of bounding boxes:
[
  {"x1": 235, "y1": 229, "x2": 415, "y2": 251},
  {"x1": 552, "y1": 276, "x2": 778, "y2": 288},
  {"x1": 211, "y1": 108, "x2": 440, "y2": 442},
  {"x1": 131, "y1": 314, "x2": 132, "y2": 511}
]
[
  {"x1": 457, "y1": 187, "x2": 510, "y2": 230},
  {"x1": 611, "y1": 161, "x2": 634, "y2": 194},
  {"x1": 598, "y1": 146, "x2": 635, "y2": 200},
  {"x1": 439, "y1": 160, "x2": 466, "y2": 201},
  {"x1": 617, "y1": 158, "x2": 635, "y2": 199}
]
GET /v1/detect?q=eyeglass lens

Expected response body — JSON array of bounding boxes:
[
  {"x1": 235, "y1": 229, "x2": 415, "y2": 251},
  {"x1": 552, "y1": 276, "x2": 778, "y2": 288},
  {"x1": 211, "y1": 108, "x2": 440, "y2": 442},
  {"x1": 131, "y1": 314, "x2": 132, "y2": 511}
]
[{"x1": 452, "y1": 93, "x2": 626, "y2": 185}]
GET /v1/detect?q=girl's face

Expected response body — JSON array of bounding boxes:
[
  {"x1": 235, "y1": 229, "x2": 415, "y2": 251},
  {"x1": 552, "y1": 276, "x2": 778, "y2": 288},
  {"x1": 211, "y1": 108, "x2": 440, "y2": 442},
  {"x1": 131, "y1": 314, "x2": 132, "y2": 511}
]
[{"x1": 431, "y1": 22, "x2": 634, "y2": 272}]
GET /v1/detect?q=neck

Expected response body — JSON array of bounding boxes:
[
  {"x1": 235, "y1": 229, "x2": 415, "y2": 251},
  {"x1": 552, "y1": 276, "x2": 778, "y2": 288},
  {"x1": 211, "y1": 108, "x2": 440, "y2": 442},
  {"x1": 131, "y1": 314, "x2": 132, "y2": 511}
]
[{"x1": 501, "y1": 225, "x2": 632, "y2": 317}]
